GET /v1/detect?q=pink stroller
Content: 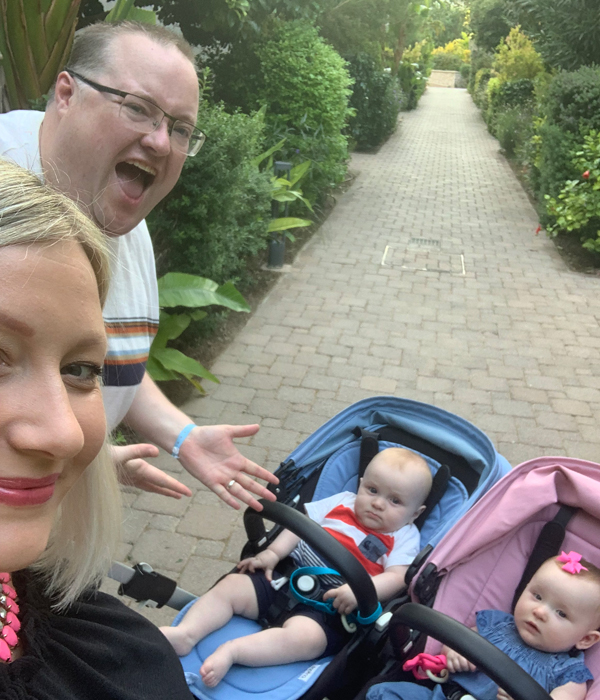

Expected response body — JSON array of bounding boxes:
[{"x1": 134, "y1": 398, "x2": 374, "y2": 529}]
[{"x1": 361, "y1": 456, "x2": 600, "y2": 700}]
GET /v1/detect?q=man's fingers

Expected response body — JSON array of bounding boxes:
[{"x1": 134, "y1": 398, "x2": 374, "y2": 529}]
[
  {"x1": 112, "y1": 442, "x2": 160, "y2": 463},
  {"x1": 226, "y1": 423, "x2": 260, "y2": 439},
  {"x1": 242, "y1": 460, "x2": 279, "y2": 485}
]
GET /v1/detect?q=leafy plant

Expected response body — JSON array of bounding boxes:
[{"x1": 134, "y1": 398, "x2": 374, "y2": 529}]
[
  {"x1": 148, "y1": 100, "x2": 272, "y2": 286},
  {"x1": 105, "y1": 0, "x2": 156, "y2": 23},
  {"x1": 0, "y1": 0, "x2": 80, "y2": 110},
  {"x1": 494, "y1": 105, "x2": 534, "y2": 158},
  {"x1": 147, "y1": 273, "x2": 251, "y2": 392},
  {"x1": 469, "y1": 0, "x2": 512, "y2": 53},
  {"x1": 545, "y1": 130, "x2": 600, "y2": 253},
  {"x1": 255, "y1": 22, "x2": 354, "y2": 204},
  {"x1": 431, "y1": 33, "x2": 471, "y2": 71},
  {"x1": 252, "y1": 144, "x2": 314, "y2": 242},
  {"x1": 507, "y1": 0, "x2": 600, "y2": 71},
  {"x1": 492, "y1": 26, "x2": 544, "y2": 83},
  {"x1": 210, "y1": 21, "x2": 354, "y2": 205},
  {"x1": 543, "y1": 66, "x2": 600, "y2": 137},
  {"x1": 345, "y1": 52, "x2": 402, "y2": 150}
]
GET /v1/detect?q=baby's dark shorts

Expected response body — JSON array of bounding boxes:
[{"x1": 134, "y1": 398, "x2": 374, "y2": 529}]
[{"x1": 245, "y1": 570, "x2": 351, "y2": 657}]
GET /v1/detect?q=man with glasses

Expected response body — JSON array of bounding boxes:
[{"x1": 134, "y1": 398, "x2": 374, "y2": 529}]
[{"x1": 0, "y1": 21, "x2": 277, "y2": 511}]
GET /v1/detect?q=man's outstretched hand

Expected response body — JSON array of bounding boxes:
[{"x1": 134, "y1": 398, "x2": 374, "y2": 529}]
[
  {"x1": 177, "y1": 423, "x2": 279, "y2": 511},
  {"x1": 112, "y1": 443, "x2": 192, "y2": 499}
]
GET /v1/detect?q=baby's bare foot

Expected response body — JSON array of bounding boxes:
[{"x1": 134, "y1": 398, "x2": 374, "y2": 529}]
[
  {"x1": 159, "y1": 626, "x2": 195, "y2": 657},
  {"x1": 200, "y1": 644, "x2": 236, "y2": 687}
]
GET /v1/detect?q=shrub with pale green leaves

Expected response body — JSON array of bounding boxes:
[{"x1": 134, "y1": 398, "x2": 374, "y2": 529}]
[{"x1": 493, "y1": 26, "x2": 544, "y2": 83}]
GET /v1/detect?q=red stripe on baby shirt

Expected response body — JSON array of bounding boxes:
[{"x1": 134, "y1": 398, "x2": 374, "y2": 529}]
[{"x1": 322, "y1": 504, "x2": 395, "y2": 576}]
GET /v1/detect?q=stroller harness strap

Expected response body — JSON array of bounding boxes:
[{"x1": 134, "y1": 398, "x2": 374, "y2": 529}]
[{"x1": 511, "y1": 504, "x2": 578, "y2": 611}]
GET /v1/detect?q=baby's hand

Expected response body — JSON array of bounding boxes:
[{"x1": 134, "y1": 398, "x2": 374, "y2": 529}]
[
  {"x1": 497, "y1": 689, "x2": 514, "y2": 700},
  {"x1": 323, "y1": 584, "x2": 357, "y2": 615},
  {"x1": 237, "y1": 550, "x2": 279, "y2": 581},
  {"x1": 442, "y1": 645, "x2": 477, "y2": 674}
]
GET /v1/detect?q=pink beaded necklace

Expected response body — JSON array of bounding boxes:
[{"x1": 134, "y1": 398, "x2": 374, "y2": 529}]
[{"x1": 0, "y1": 573, "x2": 20, "y2": 662}]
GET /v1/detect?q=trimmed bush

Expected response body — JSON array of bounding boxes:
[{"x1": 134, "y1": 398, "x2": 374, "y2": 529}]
[
  {"x1": 255, "y1": 22, "x2": 353, "y2": 204},
  {"x1": 210, "y1": 22, "x2": 353, "y2": 205},
  {"x1": 346, "y1": 53, "x2": 402, "y2": 150},
  {"x1": 495, "y1": 106, "x2": 534, "y2": 158},
  {"x1": 543, "y1": 66, "x2": 600, "y2": 135},
  {"x1": 486, "y1": 78, "x2": 535, "y2": 134},
  {"x1": 148, "y1": 102, "x2": 272, "y2": 286}
]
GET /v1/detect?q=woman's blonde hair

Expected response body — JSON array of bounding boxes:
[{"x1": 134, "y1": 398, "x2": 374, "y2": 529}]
[{"x1": 0, "y1": 158, "x2": 121, "y2": 609}]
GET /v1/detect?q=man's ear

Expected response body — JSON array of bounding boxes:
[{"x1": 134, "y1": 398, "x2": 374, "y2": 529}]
[
  {"x1": 53, "y1": 71, "x2": 77, "y2": 114},
  {"x1": 575, "y1": 630, "x2": 600, "y2": 650}
]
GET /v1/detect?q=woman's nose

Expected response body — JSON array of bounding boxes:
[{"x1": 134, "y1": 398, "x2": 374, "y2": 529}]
[{"x1": 8, "y1": 379, "x2": 85, "y2": 460}]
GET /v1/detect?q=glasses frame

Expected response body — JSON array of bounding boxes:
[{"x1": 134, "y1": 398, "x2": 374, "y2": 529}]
[{"x1": 65, "y1": 69, "x2": 206, "y2": 156}]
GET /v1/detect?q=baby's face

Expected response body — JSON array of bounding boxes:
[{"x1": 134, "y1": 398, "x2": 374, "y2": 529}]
[
  {"x1": 354, "y1": 454, "x2": 426, "y2": 533},
  {"x1": 514, "y1": 560, "x2": 600, "y2": 653}
]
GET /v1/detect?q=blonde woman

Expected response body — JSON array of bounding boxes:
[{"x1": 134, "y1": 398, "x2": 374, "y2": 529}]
[{"x1": 0, "y1": 158, "x2": 192, "y2": 698}]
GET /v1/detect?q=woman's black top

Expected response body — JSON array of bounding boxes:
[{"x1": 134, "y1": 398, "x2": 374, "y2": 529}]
[{"x1": 0, "y1": 571, "x2": 193, "y2": 699}]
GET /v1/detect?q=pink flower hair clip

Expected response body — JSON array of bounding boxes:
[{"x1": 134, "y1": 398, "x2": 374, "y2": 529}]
[{"x1": 557, "y1": 551, "x2": 588, "y2": 575}]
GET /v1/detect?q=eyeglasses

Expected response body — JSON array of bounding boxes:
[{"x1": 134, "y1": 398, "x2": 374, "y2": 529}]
[{"x1": 66, "y1": 69, "x2": 206, "y2": 156}]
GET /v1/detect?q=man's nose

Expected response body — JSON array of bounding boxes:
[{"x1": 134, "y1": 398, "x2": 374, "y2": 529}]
[{"x1": 141, "y1": 119, "x2": 172, "y2": 156}]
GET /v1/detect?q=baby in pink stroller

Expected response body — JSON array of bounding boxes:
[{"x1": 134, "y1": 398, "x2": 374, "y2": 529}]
[{"x1": 364, "y1": 457, "x2": 600, "y2": 700}]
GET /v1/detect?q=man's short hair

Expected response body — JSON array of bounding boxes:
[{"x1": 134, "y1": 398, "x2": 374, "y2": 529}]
[{"x1": 55, "y1": 20, "x2": 196, "y2": 93}]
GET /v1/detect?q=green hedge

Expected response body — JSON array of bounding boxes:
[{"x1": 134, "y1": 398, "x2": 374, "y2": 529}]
[
  {"x1": 148, "y1": 102, "x2": 272, "y2": 286},
  {"x1": 210, "y1": 22, "x2": 353, "y2": 206},
  {"x1": 346, "y1": 53, "x2": 402, "y2": 150},
  {"x1": 543, "y1": 66, "x2": 600, "y2": 135}
]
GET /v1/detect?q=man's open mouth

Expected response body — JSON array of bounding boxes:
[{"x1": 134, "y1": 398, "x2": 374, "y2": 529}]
[{"x1": 115, "y1": 160, "x2": 157, "y2": 200}]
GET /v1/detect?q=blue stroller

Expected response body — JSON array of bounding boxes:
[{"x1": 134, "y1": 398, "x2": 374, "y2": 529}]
[{"x1": 115, "y1": 396, "x2": 510, "y2": 700}]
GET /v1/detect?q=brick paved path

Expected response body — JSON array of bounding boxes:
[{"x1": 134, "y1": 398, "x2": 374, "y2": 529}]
[{"x1": 110, "y1": 87, "x2": 600, "y2": 624}]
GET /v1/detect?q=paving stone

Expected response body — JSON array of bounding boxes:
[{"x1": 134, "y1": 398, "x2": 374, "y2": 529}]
[
  {"x1": 177, "y1": 504, "x2": 238, "y2": 540},
  {"x1": 177, "y1": 557, "x2": 235, "y2": 597},
  {"x1": 551, "y1": 399, "x2": 592, "y2": 418},
  {"x1": 130, "y1": 530, "x2": 197, "y2": 572},
  {"x1": 149, "y1": 514, "x2": 180, "y2": 532}
]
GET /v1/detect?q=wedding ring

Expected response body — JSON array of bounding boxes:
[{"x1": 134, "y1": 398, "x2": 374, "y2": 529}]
[{"x1": 226, "y1": 479, "x2": 236, "y2": 490}]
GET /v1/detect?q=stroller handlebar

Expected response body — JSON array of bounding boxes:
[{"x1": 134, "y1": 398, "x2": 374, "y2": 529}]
[
  {"x1": 394, "y1": 603, "x2": 552, "y2": 700},
  {"x1": 258, "y1": 499, "x2": 380, "y2": 618}
]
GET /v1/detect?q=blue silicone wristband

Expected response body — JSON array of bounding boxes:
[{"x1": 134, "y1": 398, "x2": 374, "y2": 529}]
[{"x1": 171, "y1": 423, "x2": 196, "y2": 459}]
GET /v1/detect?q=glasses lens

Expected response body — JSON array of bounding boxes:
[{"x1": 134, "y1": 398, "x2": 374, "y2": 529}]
[
  {"x1": 186, "y1": 130, "x2": 206, "y2": 157},
  {"x1": 119, "y1": 95, "x2": 161, "y2": 132}
]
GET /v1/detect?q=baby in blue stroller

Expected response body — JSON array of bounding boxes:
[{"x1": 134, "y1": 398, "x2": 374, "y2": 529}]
[{"x1": 161, "y1": 448, "x2": 432, "y2": 687}]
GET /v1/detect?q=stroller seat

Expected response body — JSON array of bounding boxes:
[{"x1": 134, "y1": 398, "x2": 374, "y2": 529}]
[{"x1": 175, "y1": 613, "x2": 332, "y2": 700}]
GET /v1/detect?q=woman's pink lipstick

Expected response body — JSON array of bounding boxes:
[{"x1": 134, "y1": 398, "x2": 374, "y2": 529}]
[{"x1": 0, "y1": 474, "x2": 59, "y2": 506}]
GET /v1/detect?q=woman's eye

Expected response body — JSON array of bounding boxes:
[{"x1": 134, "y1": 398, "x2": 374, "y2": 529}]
[{"x1": 61, "y1": 362, "x2": 103, "y2": 384}]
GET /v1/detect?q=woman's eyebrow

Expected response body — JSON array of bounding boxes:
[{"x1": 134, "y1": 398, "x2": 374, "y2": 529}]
[{"x1": 0, "y1": 310, "x2": 34, "y2": 337}]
